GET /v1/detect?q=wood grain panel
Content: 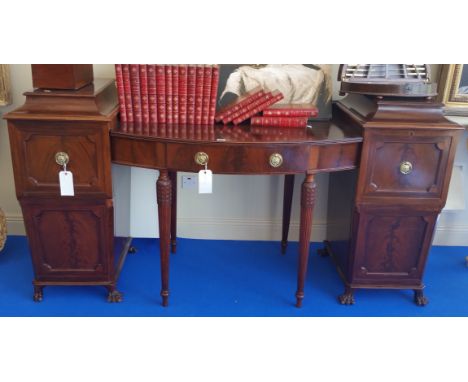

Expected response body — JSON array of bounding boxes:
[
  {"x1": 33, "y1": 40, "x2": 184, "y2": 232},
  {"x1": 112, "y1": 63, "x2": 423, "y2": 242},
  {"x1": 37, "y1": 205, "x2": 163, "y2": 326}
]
[
  {"x1": 8, "y1": 120, "x2": 112, "y2": 198},
  {"x1": 21, "y1": 199, "x2": 114, "y2": 281},
  {"x1": 363, "y1": 133, "x2": 452, "y2": 198},
  {"x1": 351, "y1": 207, "x2": 437, "y2": 285}
]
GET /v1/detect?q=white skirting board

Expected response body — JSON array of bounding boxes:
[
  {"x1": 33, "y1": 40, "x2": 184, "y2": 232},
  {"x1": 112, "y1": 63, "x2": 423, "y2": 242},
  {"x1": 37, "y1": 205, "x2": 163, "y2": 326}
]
[
  {"x1": 175, "y1": 217, "x2": 327, "y2": 242},
  {"x1": 4, "y1": 213, "x2": 24, "y2": 236},
  {"x1": 5, "y1": 213, "x2": 468, "y2": 246}
]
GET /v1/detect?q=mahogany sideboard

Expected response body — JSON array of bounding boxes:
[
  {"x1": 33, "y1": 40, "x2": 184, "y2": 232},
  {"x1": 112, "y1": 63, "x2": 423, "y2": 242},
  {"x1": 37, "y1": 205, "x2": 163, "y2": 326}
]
[{"x1": 4, "y1": 78, "x2": 462, "y2": 307}]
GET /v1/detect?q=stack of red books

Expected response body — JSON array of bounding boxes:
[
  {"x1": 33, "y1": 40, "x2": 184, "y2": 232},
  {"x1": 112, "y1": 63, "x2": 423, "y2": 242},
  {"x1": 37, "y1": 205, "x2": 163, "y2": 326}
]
[
  {"x1": 251, "y1": 104, "x2": 319, "y2": 128},
  {"x1": 115, "y1": 64, "x2": 219, "y2": 134},
  {"x1": 215, "y1": 87, "x2": 284, "y2": 125}
]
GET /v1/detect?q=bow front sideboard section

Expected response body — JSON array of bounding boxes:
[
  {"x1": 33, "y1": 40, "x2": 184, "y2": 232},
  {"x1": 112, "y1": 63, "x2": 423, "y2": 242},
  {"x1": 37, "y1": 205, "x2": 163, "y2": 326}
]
[{"x1": 110, "y1": 119, "x2": 363, "y2": 307}]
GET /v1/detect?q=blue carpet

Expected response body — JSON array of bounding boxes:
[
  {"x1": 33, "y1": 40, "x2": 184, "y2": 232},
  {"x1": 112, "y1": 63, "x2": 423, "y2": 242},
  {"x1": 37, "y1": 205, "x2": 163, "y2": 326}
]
[{"x1": 0, "y1": 235, "x2": 467, "y2": 316}]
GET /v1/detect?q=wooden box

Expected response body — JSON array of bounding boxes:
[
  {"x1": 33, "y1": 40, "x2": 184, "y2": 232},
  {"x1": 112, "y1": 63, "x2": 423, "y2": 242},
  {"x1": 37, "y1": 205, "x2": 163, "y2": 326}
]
[{"x1": 31, "y1": 64, "x2": 93, "y2": 90}]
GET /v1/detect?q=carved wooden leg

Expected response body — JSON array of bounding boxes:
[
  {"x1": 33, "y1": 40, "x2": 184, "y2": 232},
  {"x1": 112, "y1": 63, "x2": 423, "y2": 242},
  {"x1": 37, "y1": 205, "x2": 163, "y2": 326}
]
[
  {"x1": 170, "y1": 171, "x2": 177, "y2": 254},
  {"x1": 33, "y1": 285, "x2": 43, "y2": 302},
  {"x1": 414, "y1": 289, "x2": 429, "y2": 306},
  {"x1": 295, "y1": 174, "x2": 316, "y2": 308},
  {"x1": 281, "y1": 174, "x2": 295, "y2": 255},
  {"x1": 106, "y1": 284, "x2": 123, "y2": 303},
  {"x1": 339, "y1": 286, "x2": 355, "y2": 305},
  {"x1": 157, "y1": 170, "x2": 172, "y2": 307}
]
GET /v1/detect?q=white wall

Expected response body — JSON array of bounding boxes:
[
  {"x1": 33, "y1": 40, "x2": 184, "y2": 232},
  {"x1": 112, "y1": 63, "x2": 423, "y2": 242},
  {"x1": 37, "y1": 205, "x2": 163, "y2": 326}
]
[
  {"x1": 1, "y1": 64, "x2": 468, "y2": 245},
  {"x1": 0, "y1": 65, "x2": 33, "y2": 233}
]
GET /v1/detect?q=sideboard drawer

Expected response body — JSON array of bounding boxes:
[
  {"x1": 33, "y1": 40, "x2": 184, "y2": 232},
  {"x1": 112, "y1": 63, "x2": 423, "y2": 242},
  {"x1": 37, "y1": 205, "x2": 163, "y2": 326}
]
[
  {"x1": 360, "y1": 130, "x2": 455, "y2": 200},
  {"x1": 166, "y1": 142, "x2": 316, "y2": 174},
  {"x1": 8, "y1": 120, "x2": 112, "y2": 198}
]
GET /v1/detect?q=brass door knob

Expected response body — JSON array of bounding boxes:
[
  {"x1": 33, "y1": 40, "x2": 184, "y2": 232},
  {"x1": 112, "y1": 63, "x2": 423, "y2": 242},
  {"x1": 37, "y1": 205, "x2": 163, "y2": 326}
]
[
  {"x1": 194, "y1": 152, "x2": 209, "y2": 166},
  {"x1": 400, "y1": 161, "x2": 413, "y2": 175},
  {"x1": 269, "y1": 153, "x2": 283, "y2": 168},
  {"x1": 55, "y1": 152, "x2": 69, "y2": 166}
]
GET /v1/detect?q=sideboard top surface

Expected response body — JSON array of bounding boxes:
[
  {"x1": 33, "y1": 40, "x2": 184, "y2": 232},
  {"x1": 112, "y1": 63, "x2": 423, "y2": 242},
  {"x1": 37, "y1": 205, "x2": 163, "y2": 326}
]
[{"x1": 111, "y1": 120, "x2": 363, "y2": 146}]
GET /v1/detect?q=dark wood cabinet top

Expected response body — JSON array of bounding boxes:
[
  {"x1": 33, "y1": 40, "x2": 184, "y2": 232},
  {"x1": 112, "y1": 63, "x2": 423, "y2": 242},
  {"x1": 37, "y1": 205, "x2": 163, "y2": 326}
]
[
  {"x1": 4, "y1": 79, "x2": 119, "y2": 120},
  {"x1": 24, "y1": 78, "x2": 112, "y2": 98}
]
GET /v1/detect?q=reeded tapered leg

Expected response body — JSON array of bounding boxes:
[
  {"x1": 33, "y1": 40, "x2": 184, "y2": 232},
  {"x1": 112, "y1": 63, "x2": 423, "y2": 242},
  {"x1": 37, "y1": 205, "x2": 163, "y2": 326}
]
[
  {"x1": 157, "y1": 170, "x2": 172, "y2": 307},
  {"x1": 281, "y1": 174, "x2": 295, "y2": 254},
  {"x1": 295, "y1": 174, "x2": 316, "y2": 308},
  {"x1": 169, "y1": 171, "x2": 177, "y2": 254}
]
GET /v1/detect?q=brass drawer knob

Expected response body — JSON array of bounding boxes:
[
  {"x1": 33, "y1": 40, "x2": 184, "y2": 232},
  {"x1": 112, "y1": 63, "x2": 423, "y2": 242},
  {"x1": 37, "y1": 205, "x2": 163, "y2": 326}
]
[
  {"x1": 269, "y1": 153, "x2": 283, "y2": 168},
  {"x1": 400, "y1": 161, "x2": 413, "y2": 175},
  {"x1": 194, "y1": 152, "x2": 209, "y2": 166},
  {"x1": 55, "y1": 152, "x2": 69, "y2": 167}
]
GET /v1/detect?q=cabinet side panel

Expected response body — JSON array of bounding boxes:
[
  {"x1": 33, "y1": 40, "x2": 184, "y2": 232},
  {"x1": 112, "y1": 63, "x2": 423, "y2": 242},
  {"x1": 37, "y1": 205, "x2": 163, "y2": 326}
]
[{"x1": 326, "y1": 169, "x2": 358, "y2": 279}]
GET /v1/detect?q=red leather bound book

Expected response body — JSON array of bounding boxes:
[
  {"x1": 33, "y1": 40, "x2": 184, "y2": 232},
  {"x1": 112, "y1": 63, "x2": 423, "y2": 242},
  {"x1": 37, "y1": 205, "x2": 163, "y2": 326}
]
[
  {"x1": 251, "y1": 116, "x2": 309, "y2": 128},
  {"x1": 262, "y1": 103, "x2": 319, "y2": 117},
  {"x1": 165, "y1": 65, "x2": 173, "y2": 124},
  {"x1": 172, "y1": 65, "x2": 179, "y2": 124},
  {"x1": 195, "y1": 65, "x2": 205, "y2": 125},
  {"x1": 178, "y1": 65, "x2": 188, "y2": 124},
  {"x1": 115, "y1": 64, "x2": 127, "y2": 125},
  {"x1": 130, "y1": 64, "x2": 143, "y2": 131},
  {"x1": 148, "y1": 64, "x2": 158, "y2": 124},
  {"x1": 122, "y1": 64, "x2": 134, "y2": 123},
  {"x1": 156, "y1": 65, "x2": 166, "y2": 124},
  {"x1": 187, "y1": 65, "x2": 197, "y2": 124},
  {"x1": 215, "y1": 86, "x2": 265, "y2": 123},
  {"x1": 232, "y1": 91, "x2": 284, "y2": 125},
  {"x1": 139, "y1": 65, "x2": 150, "y2": 126},
  {"x1": 201, "y1": 65, "x2": 212, "y2": 125},
  {"x1": 209, "y1": 65, "x2": 219, "y2": 125},
  {"x1": 223, "y1": 91, "x2": 273, "y2": 124}
]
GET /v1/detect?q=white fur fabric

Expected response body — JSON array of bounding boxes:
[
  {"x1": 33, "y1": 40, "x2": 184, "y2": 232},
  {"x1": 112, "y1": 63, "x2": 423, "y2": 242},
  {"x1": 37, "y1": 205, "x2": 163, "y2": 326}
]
[{"x1": 220, "y1": 64, "x2": 331, "y2": 105}]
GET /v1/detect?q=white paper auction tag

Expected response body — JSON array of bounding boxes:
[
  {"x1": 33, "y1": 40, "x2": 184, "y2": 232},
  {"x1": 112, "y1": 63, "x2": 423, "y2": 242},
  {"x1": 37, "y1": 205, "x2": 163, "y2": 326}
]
[
  {"x1": 59, "y1": 171, "x2": 75, "y2": 196},
  {"x1": 198, "y1": 169, "x2": 212, "y2": 194}
]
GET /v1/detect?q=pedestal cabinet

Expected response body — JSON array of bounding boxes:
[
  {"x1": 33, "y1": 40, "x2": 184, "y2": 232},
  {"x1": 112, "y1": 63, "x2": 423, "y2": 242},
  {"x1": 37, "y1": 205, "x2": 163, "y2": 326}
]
[
  {"x1": 326, "y1": 96, "x2": 464, "y2": 305},
  {"x1": 4, "y1": 79, "x2": 124, "y2": 302}
]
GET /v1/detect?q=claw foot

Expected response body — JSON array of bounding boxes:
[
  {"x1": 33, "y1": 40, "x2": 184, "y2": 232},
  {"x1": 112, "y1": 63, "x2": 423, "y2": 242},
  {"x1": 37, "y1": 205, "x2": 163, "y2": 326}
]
[
  {"x1": 339, "y1": 288, "x2": 355, "y2": 305},
  {"x1": 414, "y1": 290, "x2": 428, "y2": 307},
  {"x1": 33, "y1": 286, "x2": 43, "y2": 302},
  {"x1": 107, "y1": 290, "x2": 123, "y2": 303}
]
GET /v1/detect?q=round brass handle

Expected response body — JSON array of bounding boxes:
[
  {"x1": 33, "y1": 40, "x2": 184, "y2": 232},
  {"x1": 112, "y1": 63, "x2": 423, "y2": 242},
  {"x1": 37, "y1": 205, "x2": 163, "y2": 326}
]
[
  {"x1": 269, "y1": 153, "x2": 283, "y2": 168},
  {"x1": 194, "y1": 152, "x2": 209, "y2": 166},
  {"x1": 400, "y1": 161, "x2": 413, "y2": 175},
  {"x1": 55, "y1": 152, "x2": 69, "y2": 167}
]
